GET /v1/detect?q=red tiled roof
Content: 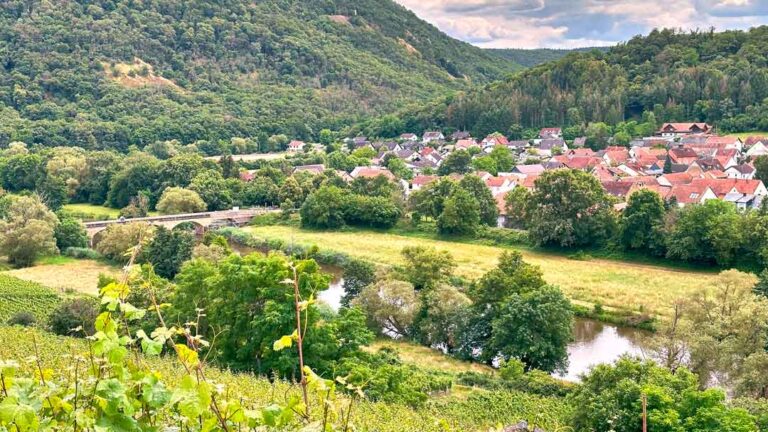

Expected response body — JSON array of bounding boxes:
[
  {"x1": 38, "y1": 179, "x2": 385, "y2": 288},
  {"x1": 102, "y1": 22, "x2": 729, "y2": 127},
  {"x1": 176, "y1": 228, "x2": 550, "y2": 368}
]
[
  {"x1": 485, "y1": 176, "x2": 511, "y2": 188},
  {"x1": 689, "y1": 178, "x2": 764, "y2": 197},
  {"x1": 411, "y1": 175, "x2": 437, "y2": 187},
  {"x1": 660, "y1": 172, "x2": 695, "y2": 185},
  {"x1": 668, "y1": 184, "x2": 710, "y2": 204}
]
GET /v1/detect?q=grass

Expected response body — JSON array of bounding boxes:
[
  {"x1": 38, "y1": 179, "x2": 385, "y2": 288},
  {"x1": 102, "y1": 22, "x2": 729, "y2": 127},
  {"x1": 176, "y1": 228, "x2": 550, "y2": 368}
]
[
  {"x1": 367, "y1": 339, "x2": 494, "y2": 375},
  {"x1": 205, "y1": 152, "x2": 288, "y2": 162},
  {"x1": 5, "y1": 259, "x2": 118, "y2": 295},
  {"x1": 725, "y1": 131, "x2": 768, "y2": 139},
  {"x1": 62, "y1": 203, "x2": 158, "y2": 221},
  {"x1": 0, "y1": 326, "x2": 572, "y2": 431},
  {"x1": 245, "y1": 225, "x2": 721, "y2": 318}
]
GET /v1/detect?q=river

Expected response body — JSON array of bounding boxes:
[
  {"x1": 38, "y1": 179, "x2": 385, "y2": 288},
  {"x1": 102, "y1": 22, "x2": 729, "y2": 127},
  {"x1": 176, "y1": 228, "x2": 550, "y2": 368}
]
[{"x1": 229, "y1": 244, "x2": 647, "y2": 381}]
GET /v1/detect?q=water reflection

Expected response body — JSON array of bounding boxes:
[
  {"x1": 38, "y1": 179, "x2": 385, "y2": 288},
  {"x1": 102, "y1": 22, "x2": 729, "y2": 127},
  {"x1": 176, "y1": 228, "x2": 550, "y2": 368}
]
[{"x1": 560, "y1": 318, "x2": 647, "y2": 381}]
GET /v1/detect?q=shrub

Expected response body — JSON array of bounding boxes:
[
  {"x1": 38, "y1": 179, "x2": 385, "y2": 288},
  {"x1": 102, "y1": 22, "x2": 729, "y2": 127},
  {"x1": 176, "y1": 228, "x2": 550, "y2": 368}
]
[
  {"x1": 7, "y1": 311, "x2": 36, "y2": 327},
  {"x1": 48, "y1": 297, "x2": 100, "y2": 337},
  {"x1": 55, "y1": 217, "x2": 88, "y2": 250},
  {"x1": 63, "y1": 247, "x2": 103, "y2": 260}
]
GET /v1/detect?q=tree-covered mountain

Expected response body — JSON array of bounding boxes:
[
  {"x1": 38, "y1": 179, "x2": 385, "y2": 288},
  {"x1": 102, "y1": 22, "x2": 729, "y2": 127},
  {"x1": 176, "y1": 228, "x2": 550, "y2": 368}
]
[
  {"x1": 393, "y1": 27, "x2": 768, "y2": 138},
  {"x1": 486, "y1": 47, "x2": 608, "y2": 68},
  {"x1": 0, "y1": 0, "x2": 519, "y2": 150}
]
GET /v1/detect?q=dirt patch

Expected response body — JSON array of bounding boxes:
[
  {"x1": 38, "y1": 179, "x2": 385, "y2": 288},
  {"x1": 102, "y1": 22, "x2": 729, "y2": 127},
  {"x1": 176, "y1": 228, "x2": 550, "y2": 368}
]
[
  {"x1": 327, "y1": 15, "x2": 350, "y2": 25},
  {"x1": 397, "y1": 38, "x2": 420, "y2": 56},
  {"x1": 103, "y1": 58, "x2": 182, "y2": 91}
]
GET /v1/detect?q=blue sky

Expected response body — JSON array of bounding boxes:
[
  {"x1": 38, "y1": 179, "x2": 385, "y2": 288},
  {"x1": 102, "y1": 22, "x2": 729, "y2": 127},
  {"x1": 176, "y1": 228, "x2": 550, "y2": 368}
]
[{"x1": 394, "y1": 0, "x2": 768, "y2": 48}]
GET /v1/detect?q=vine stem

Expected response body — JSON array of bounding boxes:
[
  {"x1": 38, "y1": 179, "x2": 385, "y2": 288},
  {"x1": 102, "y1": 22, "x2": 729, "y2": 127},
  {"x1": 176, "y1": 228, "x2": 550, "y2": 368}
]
[{"x1": 291, "y1": 265, "x2": 310, "y2": 418}]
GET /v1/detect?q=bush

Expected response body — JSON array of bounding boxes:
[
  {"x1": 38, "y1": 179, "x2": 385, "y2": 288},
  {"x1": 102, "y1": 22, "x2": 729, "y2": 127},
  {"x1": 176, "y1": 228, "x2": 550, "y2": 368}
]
[
  {"x1": 48, "y1": 297, "x2": 100, "y2": 337},
  {"x1": 54, "y1": 217, "x2": 88, "y2": 250},
  {"x1": 7, "y1": 311, "x2": 36, "y2": 327},
  {"x1": 63, "y1": 247, "x2": 103, "y2": 260}
]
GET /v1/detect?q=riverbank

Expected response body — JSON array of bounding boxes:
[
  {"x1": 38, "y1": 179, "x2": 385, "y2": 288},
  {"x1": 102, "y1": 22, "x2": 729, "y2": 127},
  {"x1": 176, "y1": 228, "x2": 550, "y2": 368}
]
[{"x1": 240, "y1": 224, "x2": 719, "y2": 320}]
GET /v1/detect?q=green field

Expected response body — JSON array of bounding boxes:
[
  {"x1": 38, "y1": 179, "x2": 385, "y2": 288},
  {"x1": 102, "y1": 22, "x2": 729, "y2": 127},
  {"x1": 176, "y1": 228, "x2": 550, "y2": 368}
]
[
  {"x1": 0, "y1": 274, "x2": 61, "y2": 324},
  {"x1": 62, "y1": 203, "x2": 158, "y2": 221},
  {"x1": 246, "y1": 226, "x2": 720, "y2": 317},
  {"x1": 0, "y1": 326, "x2": 572, "y2": 431}
]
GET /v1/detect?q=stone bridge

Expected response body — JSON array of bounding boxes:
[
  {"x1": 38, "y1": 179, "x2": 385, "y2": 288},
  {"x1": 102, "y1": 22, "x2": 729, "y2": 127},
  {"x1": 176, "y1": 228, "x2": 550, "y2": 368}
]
[{"x1": 84, "y1": 207, "x2": 275, "y2": 245}]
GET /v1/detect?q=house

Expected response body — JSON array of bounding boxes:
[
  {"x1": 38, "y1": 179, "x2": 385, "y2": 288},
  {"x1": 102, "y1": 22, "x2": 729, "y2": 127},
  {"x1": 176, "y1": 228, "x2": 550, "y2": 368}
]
[
  {"x1": 725, "y1": 193, "x2": 763, "y2": 210},
  {"x1": 563, "y1": 156, "x2": 601, "y2": 171},
  {"x1": 726, "y1": 164, "x2": 756, "y2": 180},
  {"x1": 512, "y1": 164, "x2": 546, "y2": 176},
  {"x1": 422, "y1": 131, "x2": 444, "y2": 144},
  {"x1": 694, "y1": 157, "x2": 724, "y2": 172},
  {"x1": 485, "y1": 176, "x2": 516, "y2": 195},
  {"x1": 603, "y1": 147, "x2": 630, "y2": 165},
  {"x1": 746, "y1": 138, "x2": 768, "y2": 158},
  {"x1": 350, "y1": 166, "x2": 396, "y2": 181},
  {"x1": 239, "y1": 170, "x2": 257, "y2": 182},
  {"x1": 451, "y1": 131, "x2": 472, "y2": 141},
  {"x1": 287, "y1": 140, "x2": 306, "y2": 152},
  {"x1": 377, "y1": 141, "x2": 402, "y2": 152},
  {"x1": 713, "y1": 148, "x2": 739, "y2": 169},
  {"x1": 689, "y1": 178, "x2": 768, "y2": 198},
  {"x1": 537, "y1": 139, "x2": 568, "y2": 157},
  {"x1": 455, "y1": 139, "x2": 479, "y2": 150},
  {"x1": 400, "y1": 133, "x2": 418, "y2": 141},
  {"x1": 539, "y1": 127, "x2": 563, "y2": 139},
  {"x1": 668, "y1": 184, "x2": 718, "y2": 206},
  {"x1": 669, "y1": 147, "x2": 699, "y2": 165},
  {"x1": 507, "y1": 140, "x2": 529, "y2": 151},
  {"x1": 293, "y1": 164, "x2": 325, "y2": 175},
  {"x1": 602, "y1": 181, "x2": 637, "y2": 199},
  {"x1": 352, "y1": 136, "x2": 368, "y2": 147},
  {"x1": 495, "y1": 192, "x2": 509, "y2": 228},
  {"x1": 657, "y1": 123, "x2": 712, "y2": 137},
  {"x1": 572, "y1": 137, "x2": 587, "y2": 148},
  {"x1": 410, "y1": 175, "x2": 438, "y2": 193},
  {"x1": 481, "y1": 134, "x2": 509, "y2": 148},
  {"x1": 705, "y1": 136, "x2": 743, "y2": 152},
  {"x1": 657, "y1": 172, "x2": 695, "y2": 187},
  {"x1": 569, "y1": 148, "x2": 596, "y2": 157}
]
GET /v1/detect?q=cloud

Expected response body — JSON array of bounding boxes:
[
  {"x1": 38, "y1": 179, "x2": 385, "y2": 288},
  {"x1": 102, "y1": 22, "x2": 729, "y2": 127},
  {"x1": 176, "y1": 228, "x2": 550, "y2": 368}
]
[{"x1": 394, "y1": 0, "x2": 766, "y2": 48}]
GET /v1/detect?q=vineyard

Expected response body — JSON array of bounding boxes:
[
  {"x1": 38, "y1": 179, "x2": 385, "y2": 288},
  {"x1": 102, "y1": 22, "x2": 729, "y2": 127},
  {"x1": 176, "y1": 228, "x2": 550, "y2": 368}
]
[
  {"x1": 0, "y1": 275, "x2": 61, "y2": 324},
  {"x1": 0, "y1": 326, "x2": 572, "y2": 431}
]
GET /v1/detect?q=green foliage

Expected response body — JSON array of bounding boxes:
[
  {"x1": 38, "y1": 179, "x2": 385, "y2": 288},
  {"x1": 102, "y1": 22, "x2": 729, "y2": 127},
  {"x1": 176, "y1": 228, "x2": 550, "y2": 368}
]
[
  {"x1": 341, "y1": 259, "x2": 376, "y2": 307},
  {"x1": 54, "y1": 217, "x2": 88, "y2": 251},
  {"x1": 143, "y1": 226, "x2": 195, "y2": 279},
  {"x1": 171, "y1": 253, "x2": 373, "y2": 377},
  {"x1": 47, "y1": 297, "x2": 100, "y2": 337},
  {"x1": 0, "y1": 1, "x2": 516, "y2": 150},
  {"x1": 620, "y1": 189, "x2": 666, "y2": 251},
  {"x1": 458, "y1": 175, "x2": 499, "y2": 227},
  {"x1": 0, "y1": 275, "x2": 60, "y2": 324},
  {"x1": 300, "y1": 185, "x2": 348, "y2": 229},
  {"x1": 437, "y1": 150, "x2": 472, "y2": 176},
  {"x1": 400, "y1": 246, "x2": 456, "y2": 290},
  {"x1": 569, "y1": 357, "x2": 758, "y2": 432},
  {"x1": 95, "y1": 223, "x2": 155, "y2": 263},
  {"x1": 666, "y1": 200, "x2": 744, "y2": 266},
  {"x1": 437, "y1": 187, "x2": 481, "y2": 235},
  {"x1": 0, "y1": 195, "x2": 59, "y2": 267},
  {"x1": 527, "y1": 169, "x2": 616, "y2": 247},
  {"x1": 156, "y1": 187, "x2": 207, "y2": 214}
]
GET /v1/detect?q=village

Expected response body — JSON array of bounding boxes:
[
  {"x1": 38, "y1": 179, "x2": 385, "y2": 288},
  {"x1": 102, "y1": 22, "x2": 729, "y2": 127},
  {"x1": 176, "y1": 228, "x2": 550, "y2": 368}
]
[{"x1": 274, "y1": 123, "x2": 768, "y2": 226}]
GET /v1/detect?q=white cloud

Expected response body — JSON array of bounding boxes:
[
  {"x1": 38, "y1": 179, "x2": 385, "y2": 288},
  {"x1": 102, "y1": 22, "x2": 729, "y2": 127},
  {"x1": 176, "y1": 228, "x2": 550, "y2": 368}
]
[{"x1": 394, "y1": 0, "x2": 766, "y2": 48}]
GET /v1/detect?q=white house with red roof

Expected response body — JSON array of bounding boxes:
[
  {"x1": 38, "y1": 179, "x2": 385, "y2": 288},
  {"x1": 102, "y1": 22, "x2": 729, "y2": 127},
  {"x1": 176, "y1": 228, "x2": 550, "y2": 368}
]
[
  {"x1": 657, "y1": 123, "x2": 712, "y2": 137},
  {"x1": 350, "y1": 166, "x2": 396, "y2": 181},
  {"x1": 484, "y1": 176, "x2": 516, "y2": 195},
  {"x1": 539, "y1": 127, "x2": 562, "y2": 139},
  {"x1": 422, "y1": 131, "x2": 444, "y2": 144},
  {"x1": 287, "y1": 140, "x2": 306, "y2": 152}
]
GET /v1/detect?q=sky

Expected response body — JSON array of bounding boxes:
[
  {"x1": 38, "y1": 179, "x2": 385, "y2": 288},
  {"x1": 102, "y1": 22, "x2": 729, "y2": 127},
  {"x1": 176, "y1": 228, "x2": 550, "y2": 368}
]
[{"x1": 393, "y1": 0, "x2": 768, "y2": 49}]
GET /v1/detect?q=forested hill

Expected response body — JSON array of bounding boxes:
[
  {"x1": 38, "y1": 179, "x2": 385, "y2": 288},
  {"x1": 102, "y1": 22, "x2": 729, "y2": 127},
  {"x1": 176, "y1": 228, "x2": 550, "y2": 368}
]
[
  {"x1": 398, "y1": 27, "x2": 768, "y2": 138},
  {"x1": 0, "y1": 0, "x2": 519, "y2": 150},
  {"x1": 486, "y1": 47, "x2": 608, "y2": 68}
]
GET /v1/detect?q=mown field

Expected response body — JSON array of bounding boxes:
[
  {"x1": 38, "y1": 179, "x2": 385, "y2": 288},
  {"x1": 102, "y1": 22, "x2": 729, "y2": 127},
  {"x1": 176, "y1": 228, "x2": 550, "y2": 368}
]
[
  {"x1": 5, "y1": 259, "x2": 117, "y2": 295},
  {"x1": 246, "y1": 226, "x2": 719, "y2": 317},
  {"x1": 0, "y1": 326, "x2": 572, "y2": 431},
  {"x1": 62, "y1": 203, "x2": 158, "y2": 221}
]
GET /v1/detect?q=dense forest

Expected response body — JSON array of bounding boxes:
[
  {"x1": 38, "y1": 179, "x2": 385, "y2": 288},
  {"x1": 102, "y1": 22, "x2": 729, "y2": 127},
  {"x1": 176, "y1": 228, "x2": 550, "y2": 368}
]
[
  {"x1": 487, "y1": 47, "x2": 606, "y2": 68},
  {"x1": 388, "y1": 27, "x2": 768, "y2": 138},
  {"x1": 0, "y1": 0, "x2": 520, "y2": 150}
]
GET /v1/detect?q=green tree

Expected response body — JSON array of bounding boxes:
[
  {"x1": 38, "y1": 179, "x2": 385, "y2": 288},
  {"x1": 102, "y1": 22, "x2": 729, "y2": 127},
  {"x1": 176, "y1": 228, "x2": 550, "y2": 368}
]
[
  {"x1": 437, "y1": 150, "x2": 472, "y2": 175},
  {"x1": 666, "y1": 200, "x2": 744, "y2": 265},
  {"x1": 437, "y1": 187, "x2": 481, "y2": 235},
  {"x1": 585, "y1": 122, "x2": 612, "y2": 151},
  {"x1": 95, "y1": 222, "x2": 154, "y2": 263},
  {"x1": 0, "y1": 153, "x2": 43, "y2": 192},
  {"x1": 504, "y1": 187, "x2": 530, "y2": 229},
  {"x1": 620, "y1": 189, "x2": 666, "y2": 251},
  {"x1": 458, "y1": 175, "x2": 498, "y2": 226},
  {"x1": 527, "y1": 169, "x2": 616, "y2": 247},
  {"x1": 278, "y1": 176, "x2": 305, "y2": 205},
  {"x1": 569, "y1": 357, "x2": 757, "y2": 432},
  {"x1": 488, "y1": 145, "x2": 514, "y2": 172},
  {"x1": 414, "y1": 284, "x2": 471, "y2": 352},
  {"x1": 354, "y1": 279, "x2": 419, "y2": 337},
  {"x1": 341, "y1": 259, "x2": 376, "y2": 307},
  {"x1": 172, "y1": 253, "x2": 372, "y2": 377},
  {"x1": 300, "y1": 185, "x2": 347, "y2": 229},
  {"x1": 400, "y1": 246, "x2": 455, "y2": 290},
  {"x1": 754, "y1": 155, "x2": 768, "y2": 182},
  {"x1": 190, "y1": 170, "x2": 233, "y2": 211},
  {"x1": 54, "y1": 216, "x2": 88, "y2": 250},
  {"x1": 156, "y1": 187, "x2": 207, "y2": 214},
  {"x1": 0, "y1": 195, "x2": 59, "y2": 267},
  {"x1": 143, "y1": 226, "x2": 195, "y2": 279}
]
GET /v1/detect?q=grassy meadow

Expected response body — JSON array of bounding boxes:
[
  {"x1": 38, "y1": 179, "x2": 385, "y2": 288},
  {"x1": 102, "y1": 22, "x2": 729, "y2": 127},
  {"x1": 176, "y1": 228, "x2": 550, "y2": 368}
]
[
  {"x1": 62, "y1": 203, "x2": 158, "y2": 221},
  {"x1": 726, "y1": 131, "x2": 768, "y2": 139},
  {"x1": 5, "y1": 259, "x2": 117, "y2": 295},
  {"x1": 246, "y1": 226, "x2": 718, "y2": 317}
]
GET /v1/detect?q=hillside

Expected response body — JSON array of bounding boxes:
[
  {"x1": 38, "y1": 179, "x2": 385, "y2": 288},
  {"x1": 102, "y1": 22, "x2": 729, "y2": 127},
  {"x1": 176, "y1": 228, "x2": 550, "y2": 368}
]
[
  {"x1": 487, "y1": 47, "x2": 608, "y2": 68},
  {"x1": 0, "y1": 0, "x2": 518, "y2": 150},
  {"x1": 398, "y1": 27, "x2": 768, "y2": 137}
]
